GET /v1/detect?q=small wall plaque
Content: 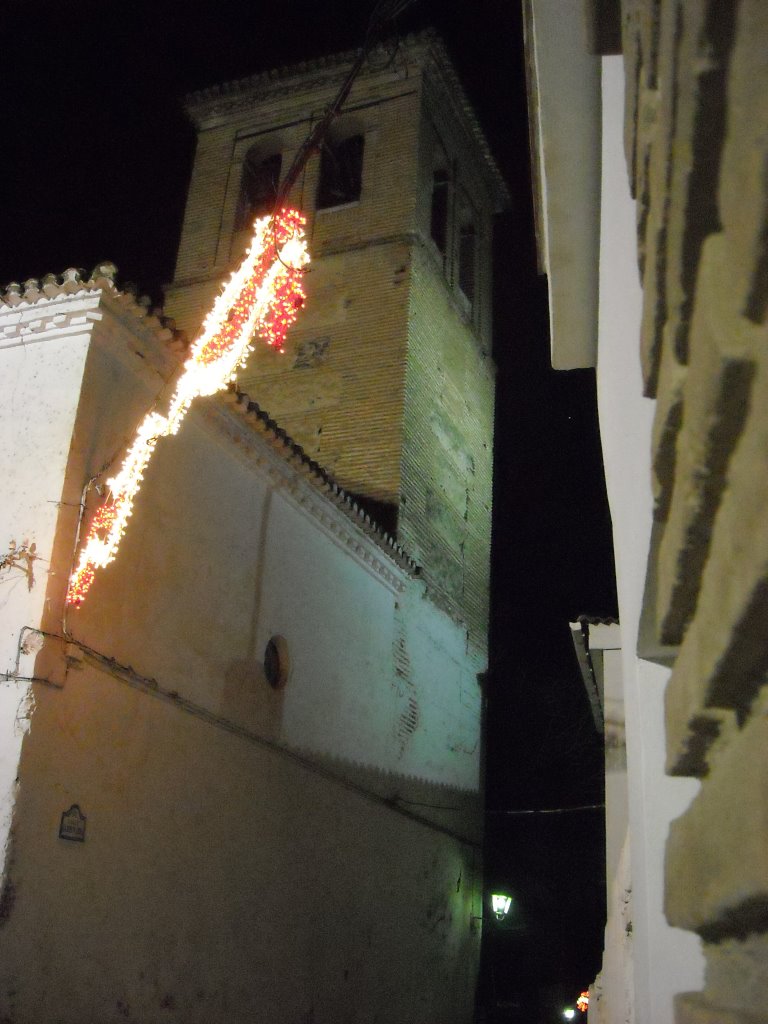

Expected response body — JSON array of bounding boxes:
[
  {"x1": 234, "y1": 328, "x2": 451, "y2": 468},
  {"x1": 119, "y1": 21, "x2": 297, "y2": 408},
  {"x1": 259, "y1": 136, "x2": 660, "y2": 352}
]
[{"x1": 59, "y1": 804, "x2": 86, "y2": 843}]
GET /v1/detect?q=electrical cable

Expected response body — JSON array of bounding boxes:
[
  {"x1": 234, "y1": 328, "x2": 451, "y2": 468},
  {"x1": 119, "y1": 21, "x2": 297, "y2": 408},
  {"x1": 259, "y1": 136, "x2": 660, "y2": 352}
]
[
  {"x1": 487, "y1": 803, "x2": 605, "y2": 816},
  {"x1": 272, "y1": 0, "x2": 419, "y2": 217}
]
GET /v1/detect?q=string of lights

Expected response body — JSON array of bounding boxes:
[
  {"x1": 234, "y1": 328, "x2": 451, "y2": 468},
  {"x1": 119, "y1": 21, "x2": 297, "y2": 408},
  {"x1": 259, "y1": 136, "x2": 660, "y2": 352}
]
[
  {"x1": 67, "y1": 209, "x2": 309, "y2": 607},
  {"x1": 67, "y1": 0, "x2": 418, "y2": 609}
]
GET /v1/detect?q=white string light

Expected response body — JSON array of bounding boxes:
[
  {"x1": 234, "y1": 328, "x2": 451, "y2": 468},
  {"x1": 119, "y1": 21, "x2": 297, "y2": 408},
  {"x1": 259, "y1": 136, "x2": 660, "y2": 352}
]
[{"x1": 67, "y1": 209, "x2": 309, "y2": 606}]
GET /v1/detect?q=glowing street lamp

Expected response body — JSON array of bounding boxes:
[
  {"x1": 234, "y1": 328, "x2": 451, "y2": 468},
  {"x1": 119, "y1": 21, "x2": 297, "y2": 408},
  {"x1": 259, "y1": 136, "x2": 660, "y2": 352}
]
[
  {"x1": 490, "y1": 892, "x2": 512, "y2": 921},
  {"x1": 563, "y1": 1010, "x2": 576, "y2": 1021}
]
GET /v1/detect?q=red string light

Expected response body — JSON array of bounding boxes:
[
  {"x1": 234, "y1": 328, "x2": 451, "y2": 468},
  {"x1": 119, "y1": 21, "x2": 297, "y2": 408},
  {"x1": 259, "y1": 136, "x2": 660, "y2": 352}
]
[{"x1": 67, "y1": 208, "x2": 309, "y2": 607}]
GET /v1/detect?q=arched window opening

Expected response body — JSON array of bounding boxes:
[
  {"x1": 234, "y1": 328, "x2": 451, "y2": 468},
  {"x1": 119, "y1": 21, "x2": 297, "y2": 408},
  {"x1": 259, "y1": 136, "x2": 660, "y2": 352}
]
[
  {"x1": 316, "y1": 134, "x2": 365, "y2": 209},
  {"x1": 236, "y1": 151, "x2": 283, "y2": 229}
]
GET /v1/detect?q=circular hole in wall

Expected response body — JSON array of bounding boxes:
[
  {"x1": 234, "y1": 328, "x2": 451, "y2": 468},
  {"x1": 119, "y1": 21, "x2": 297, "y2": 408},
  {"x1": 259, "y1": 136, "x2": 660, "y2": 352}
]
[{"x1": 264, "y1": 635, "x2": 290, "y2": 690}]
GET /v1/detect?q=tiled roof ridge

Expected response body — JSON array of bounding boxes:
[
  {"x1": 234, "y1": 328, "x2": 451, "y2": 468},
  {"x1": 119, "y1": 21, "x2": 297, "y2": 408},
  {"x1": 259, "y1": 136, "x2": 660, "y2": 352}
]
[
  {"x1": 0, "y1": 264, "x2": 188, "y2": 353},
  {"x1": 223, "y1": 383, "x2": 419, "y2": 576},
  {"x1": 574, "y1": 614, "x2": 620, "y2": 626}
]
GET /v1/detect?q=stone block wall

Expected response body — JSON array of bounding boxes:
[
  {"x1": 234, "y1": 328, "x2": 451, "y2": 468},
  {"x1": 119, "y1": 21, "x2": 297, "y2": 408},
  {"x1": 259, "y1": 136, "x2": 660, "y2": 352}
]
[{"x1": 620, "y1": 1, "x2": 768, "y2": 1018}]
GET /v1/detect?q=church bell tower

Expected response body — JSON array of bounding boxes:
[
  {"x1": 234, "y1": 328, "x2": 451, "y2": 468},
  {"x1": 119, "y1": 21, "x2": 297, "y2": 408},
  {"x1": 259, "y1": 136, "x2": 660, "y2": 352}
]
[{"x1": 164, "y1": 32, "x2": 508, "y2": 653}]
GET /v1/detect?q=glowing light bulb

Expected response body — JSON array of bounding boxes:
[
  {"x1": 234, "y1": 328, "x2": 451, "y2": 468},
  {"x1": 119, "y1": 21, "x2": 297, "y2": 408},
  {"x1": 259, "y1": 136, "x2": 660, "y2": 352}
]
[
  {"x1": 491, "y1": 893, "x2": 512, "y2": 920},
  {"x1": 67, "y1": 209, "x2": 309, "y2": 607}
]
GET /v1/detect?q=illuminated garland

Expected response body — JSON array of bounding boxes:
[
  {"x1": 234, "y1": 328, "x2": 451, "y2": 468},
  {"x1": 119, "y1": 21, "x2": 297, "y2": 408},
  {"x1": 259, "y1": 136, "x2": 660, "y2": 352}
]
[{"x1": 67, "y1": 208, "x2": 309, "y2": 607}]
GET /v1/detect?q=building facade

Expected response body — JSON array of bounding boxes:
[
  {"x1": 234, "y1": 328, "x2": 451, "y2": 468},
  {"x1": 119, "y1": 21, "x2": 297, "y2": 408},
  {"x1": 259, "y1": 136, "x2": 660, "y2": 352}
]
[
  {"x1": 0, "y1": 35, "x2": 505, "y2": 1024},
  {"x1": 527, "y1": 2, "x2": 768, "y2": 1022},
  {"x1": 571, "y1": 619, "x2": 631, "y2": 1022},
  {"x1": 165, "y1": 32, "x2": 507, "y2": 651}
]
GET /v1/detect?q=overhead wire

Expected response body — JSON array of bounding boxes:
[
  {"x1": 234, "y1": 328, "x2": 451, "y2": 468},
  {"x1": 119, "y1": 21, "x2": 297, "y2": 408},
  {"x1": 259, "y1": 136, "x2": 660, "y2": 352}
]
[
  {"x1": 272, "y1": 0, "x2": 419, "y2": 217},
  {"x1": 487, "y1": 803, "x2": 605, "y2": 816}
]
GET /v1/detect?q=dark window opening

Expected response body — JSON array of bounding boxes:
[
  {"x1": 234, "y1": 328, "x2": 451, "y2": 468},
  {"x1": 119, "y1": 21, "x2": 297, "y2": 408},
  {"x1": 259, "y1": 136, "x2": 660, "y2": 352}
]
[
  {"x1": 458, "y1": 222, "x2": 476, "y2": 307},
  {"x1": 317, "y1": 134, "x2": 364, "y2": 209},
  {"x1": 430, "y1": 169, "x2": 450, "y2": 254},
  {"x1": 264, "y1": 635, "x2": 290, "y2": 690},
  {"x1": 236, "y1": 152, "x2": 283, "y2": 229}
]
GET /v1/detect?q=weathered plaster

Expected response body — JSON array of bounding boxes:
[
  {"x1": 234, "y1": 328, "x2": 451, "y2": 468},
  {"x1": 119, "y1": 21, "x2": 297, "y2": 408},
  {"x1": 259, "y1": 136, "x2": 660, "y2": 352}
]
[
  {"x1": 0, "y1": 301, "x2": 94, "y2": 878},
  {"x1": 595, "y1": 59, "x2": 704, "y2": 1023},
  {"x1": 0, "y1": 285, "x2": 483, "y2": 1022}
]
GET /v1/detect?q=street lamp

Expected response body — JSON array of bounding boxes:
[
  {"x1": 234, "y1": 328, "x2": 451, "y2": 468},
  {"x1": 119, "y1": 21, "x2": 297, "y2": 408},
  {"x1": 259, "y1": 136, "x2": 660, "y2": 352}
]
[
  {"x1": 490, "y1": 892, "x2": 512, "y2": 921},
  {"x1": 563, "y1": 1010, "x2": 576, "y2": 1021}
]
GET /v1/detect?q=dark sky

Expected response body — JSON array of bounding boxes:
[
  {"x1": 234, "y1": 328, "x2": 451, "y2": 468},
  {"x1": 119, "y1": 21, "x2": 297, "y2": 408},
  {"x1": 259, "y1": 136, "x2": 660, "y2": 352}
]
[{"x1": 5, "y1": 0, "x2": 617, "y2": 1015}]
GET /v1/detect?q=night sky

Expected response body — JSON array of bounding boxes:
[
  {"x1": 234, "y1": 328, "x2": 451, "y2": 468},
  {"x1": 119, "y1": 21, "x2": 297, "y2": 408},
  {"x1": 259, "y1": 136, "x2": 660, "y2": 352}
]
[{"x1": 5, "y1": 1, "x2": 617, "y2": 1018}]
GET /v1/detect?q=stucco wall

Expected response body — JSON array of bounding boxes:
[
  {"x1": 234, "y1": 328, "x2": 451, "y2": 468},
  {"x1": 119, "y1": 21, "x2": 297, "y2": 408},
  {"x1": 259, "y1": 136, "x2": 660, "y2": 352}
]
[
  {"x1": 66, "y1": 383, "x2": 482, "y2": 799},
  {"x1": 0, "y1": 293, "x2": 483, "y2": 1022},
  {"x1": 2, "y1": 662, "x2": 481, "y2": 1024},
  {"x1": 595, "y1": 58, "x2": 703, "y2": 1024},
  {"x1": 0, "y1": 299, "x2": 94, "y2": 878}
]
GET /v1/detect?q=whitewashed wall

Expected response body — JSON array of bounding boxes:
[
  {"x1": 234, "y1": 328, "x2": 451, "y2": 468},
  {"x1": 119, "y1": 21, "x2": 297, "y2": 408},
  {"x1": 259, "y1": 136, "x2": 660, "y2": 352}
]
[
  {"x1": 595, "y1": 58, "x2": 704, "y2": 1023},
  {"x1": 0, "y1": 292, "x2": 483, "y2": 1023},
  {"x1": 0, "y1": 298, "x2": 95, "y2": 879}
]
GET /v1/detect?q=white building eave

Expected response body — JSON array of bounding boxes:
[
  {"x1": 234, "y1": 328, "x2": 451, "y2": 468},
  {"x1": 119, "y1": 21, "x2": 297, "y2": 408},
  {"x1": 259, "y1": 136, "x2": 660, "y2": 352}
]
[{"x1": 523, "y1": 0, "x2": 603, "y2": 370}]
